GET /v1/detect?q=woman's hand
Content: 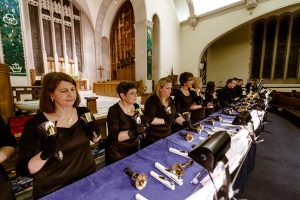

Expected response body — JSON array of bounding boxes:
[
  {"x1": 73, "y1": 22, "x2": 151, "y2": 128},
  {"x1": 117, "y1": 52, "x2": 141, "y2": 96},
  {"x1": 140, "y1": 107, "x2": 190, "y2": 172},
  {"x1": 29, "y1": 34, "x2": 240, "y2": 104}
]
[
  {"x1": 207, "y1": 102, "x2": 214, "y2": 108},
  {"x1": 92, "y1": 134, "x2": 102, "y2": 143},
  {"x1": 190, "y1": 104, "x2": 202, "y2": 110}
]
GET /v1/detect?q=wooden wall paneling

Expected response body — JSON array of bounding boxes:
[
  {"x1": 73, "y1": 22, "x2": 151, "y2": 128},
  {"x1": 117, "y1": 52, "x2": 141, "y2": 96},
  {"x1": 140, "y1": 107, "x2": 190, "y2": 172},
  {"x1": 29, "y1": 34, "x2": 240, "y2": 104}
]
[
  {"x1": 110, "y1": 1, "x2": 135, "y2": 81},
  {"x1": 0, "y1": 64, "x2": 15, "y2": 122}
]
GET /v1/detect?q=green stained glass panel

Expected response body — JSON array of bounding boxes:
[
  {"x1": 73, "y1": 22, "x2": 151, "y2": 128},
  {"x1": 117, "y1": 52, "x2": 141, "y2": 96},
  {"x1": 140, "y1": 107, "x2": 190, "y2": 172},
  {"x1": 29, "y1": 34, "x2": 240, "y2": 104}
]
[
  {"x1": 147, "y1": 26, "x2": 152, "y2": 80},
  {"x1": 0, "y1": 0, "x2": 26, "y2": 76}
]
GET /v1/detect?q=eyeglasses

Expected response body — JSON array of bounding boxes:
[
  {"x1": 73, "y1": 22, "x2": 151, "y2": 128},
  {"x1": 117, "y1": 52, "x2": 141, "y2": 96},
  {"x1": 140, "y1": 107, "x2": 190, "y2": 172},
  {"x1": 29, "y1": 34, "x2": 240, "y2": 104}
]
[{"x1": 188, "y1": 78, "x2": 194, "y2": 82}]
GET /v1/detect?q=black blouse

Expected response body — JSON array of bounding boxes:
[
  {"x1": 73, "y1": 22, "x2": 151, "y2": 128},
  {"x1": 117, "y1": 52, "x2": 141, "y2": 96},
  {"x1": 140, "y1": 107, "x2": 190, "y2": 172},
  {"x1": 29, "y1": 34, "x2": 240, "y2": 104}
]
[
  {"x1": 16, "y1": 107, "x2": 96, "y2": 199},
  {"x1": 106, "y1": 103, "x2": 139, "y2": 163},
  {"x1": 143, "y1": 94, "x2": 178, "y2": 145},
  {"x1": 175, "y1": 90, "x2": 204, "y2": 124}
]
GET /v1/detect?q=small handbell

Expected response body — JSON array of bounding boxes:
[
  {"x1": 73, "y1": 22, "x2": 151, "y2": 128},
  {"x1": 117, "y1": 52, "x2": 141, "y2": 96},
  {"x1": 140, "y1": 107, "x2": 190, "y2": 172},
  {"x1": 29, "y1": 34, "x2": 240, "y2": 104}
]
[
  {"x1": 172, "y1": 160, "x2": 194, "y2": 177},
  {"x1": 43, "y1": 121, "x2": 63, "y2": 161},
  {"x1": 196, "y1": 123, "x2": 203, "y2": 134},
  {"x1": 179, "y1": 132, "x2": 194, "y2": 142},
  {"x1": 80, "y1": 112, "x2": 95, "y2": 123},
  {"x1": 80, "y1": 112, "x2": 101, "y2": 137},
  {"x1": 124, "y1": 167, "x2": 147, "y2": 190}
]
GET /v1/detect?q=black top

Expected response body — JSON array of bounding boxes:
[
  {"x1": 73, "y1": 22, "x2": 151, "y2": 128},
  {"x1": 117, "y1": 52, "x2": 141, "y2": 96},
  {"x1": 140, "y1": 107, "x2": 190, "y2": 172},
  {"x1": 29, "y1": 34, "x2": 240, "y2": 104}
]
[
  {"x1": 16, "y1": 107, "x2": 96, "y2": 199},
  {"x1": 190, "y1": 90, "x2": 206, "y2": 123},
  {"x1": 234, "y1": 85, "x2": 243, "y2": 98},
  {"x1": 144, "y1": 94, "x2": 178, "y2": 144},
  {"x1": 174, "y1": 90, "x2": 193, "y2": 114},
  {"x1": 204, "y1": 93, "x2": 222, "y2": 117},
  {"x1": 217, "y1": 86, "x2": 234, "y2": 108},
  {"x1": 246, "y1": 83, "x2": 258, "y2": 93},
  {"x1": 230, "y1": 88, "x2": 237, "y2": 100},
  {"x1": 106, "y1": 103, "x2": 139, "y2": 163},
  {"x1": 175, "y1": 90, "x2": 204, "y2": 124},
  {"x1": 0, "y1": 115, "x2": 17, "y2": 149},
  {"x1": 0, "y1": 115, "x2": 17, "y2": 200}
]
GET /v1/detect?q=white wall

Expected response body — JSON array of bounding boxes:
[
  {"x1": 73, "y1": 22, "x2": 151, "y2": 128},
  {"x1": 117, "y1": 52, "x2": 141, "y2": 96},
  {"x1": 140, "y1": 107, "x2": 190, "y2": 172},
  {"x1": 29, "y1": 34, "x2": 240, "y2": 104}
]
[
  {"x1": 180, "y1": 0, "x2": 300, "y2": 76},
  {"x1": 206, "y1": 24, "x2": 251, "y2": 87}
]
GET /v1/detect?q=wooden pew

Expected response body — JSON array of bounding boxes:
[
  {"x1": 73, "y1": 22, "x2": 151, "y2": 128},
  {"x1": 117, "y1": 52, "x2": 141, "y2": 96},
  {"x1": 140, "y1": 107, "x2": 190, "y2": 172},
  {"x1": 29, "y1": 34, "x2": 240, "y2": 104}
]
[{"x1": 270, "y1": 92, "x2": 300, "y2": 117}]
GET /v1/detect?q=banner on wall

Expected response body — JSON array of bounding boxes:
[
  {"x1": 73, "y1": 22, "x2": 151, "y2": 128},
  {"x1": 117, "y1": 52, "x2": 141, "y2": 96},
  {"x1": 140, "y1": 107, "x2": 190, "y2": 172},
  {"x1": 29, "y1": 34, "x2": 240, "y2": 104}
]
[
  {"x1": 0, "y1": 0, "x2": 26, "y2": 76},
  {"x1": 147, "y1": 26, "x2": 152, "y2": 80}
]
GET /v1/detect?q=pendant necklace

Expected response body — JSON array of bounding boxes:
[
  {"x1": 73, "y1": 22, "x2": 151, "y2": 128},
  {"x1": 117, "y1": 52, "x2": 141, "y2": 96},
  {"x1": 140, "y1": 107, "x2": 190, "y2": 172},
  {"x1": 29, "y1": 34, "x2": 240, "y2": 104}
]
[
  {"x1": 62, "y1": 110, "x2": 73, "y2": 125},
  {"x1": 121, "y1": 101, "x2": 133, "y2": 115}
]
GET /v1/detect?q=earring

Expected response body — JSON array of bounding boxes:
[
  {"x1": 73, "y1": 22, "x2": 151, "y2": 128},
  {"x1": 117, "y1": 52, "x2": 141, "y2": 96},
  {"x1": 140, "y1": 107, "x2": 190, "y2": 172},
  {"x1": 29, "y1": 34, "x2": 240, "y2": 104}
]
[{"x1": 50, "y1": 97, "x2": 54, "y2": 102}]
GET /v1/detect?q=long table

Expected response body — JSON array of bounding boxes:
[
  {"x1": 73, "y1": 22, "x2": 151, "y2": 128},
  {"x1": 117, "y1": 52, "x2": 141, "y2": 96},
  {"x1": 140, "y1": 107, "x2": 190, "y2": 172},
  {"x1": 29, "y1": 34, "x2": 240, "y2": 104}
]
[{"x1": 41, "y1": 110, "x2": 264, "y2": 200}]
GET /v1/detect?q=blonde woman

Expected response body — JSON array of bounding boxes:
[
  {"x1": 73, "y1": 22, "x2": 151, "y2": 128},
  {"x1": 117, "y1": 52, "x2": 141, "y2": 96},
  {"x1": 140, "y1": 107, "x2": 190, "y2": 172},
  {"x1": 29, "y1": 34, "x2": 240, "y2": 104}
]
[{"x1": 143, "y1": 77, "x2": 184, "y2": 147}]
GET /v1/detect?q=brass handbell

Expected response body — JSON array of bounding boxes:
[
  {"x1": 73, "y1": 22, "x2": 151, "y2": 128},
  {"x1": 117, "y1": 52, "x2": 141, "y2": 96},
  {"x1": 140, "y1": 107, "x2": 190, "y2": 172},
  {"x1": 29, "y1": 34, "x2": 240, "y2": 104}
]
[
  {"x1": 44, "y1": 121, "x2": 63, "y2": 161},
  {"x1": 172, "y1": 160, "x2": 194, "y2": 177},
  {"x1": 196, "y1": 123, "x2": 203, "y2": 133},
  {"x1": 179, "y1": 132, "x2": 194, "y2": 142},
  {"x1": 80, "y1": 112, "x2": 101, "y2": 137},
  {"x1": 214, "y1": 114, "x2": 222, "y2": 122},
  {"x1": 124, "y1": 167, "x2": 147, "y2": 190}
]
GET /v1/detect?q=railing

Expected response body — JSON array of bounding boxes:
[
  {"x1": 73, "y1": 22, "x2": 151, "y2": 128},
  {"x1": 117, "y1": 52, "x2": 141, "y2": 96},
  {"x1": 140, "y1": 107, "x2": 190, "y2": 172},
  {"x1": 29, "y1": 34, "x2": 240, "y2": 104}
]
[{"x1": 11, "y1": 86, "x2": 42, "y2": 101}]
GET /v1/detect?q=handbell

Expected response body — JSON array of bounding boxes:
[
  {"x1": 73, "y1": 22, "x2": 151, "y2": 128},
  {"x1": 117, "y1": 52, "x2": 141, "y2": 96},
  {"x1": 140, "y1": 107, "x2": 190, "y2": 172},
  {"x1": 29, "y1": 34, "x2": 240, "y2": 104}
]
[
  {"x1": 43, "y1": 121, "x2": 63, "y2": 161},
  {"x1": 213, "y1": 115, "x2": 222, "y2": 122},
  {"x1": 80, "y1": 112, "x2": 96, "y2": 124},
  {"x1": 80, "y1": 112, "x2": 101, "y2": 137},
  {"x1": 196, "y1": 123, "x2": 203, "y2": 134},
  {"x1": 179, "y1": 132, "x2": 194, "y2": 142},
  {"x1": 124, "y1": 167, "x2": 147, "y2": 190},
  {"x1": 172, "y1": 160, "x2": 194, "y2": 177}
]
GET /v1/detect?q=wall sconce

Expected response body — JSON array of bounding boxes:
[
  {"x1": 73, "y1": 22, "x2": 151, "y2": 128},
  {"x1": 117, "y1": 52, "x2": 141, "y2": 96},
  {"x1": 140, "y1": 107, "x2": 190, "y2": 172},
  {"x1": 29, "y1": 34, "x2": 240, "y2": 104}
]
[{"x1": 199, "y1": 63, "x2": 204, "y2": 70}]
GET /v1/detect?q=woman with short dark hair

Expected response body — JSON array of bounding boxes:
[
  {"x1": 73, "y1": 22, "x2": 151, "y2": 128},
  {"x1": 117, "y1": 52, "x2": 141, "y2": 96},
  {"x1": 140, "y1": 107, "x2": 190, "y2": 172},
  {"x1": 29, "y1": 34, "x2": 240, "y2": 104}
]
[
  {"x1": 175, "y1": 72, "x2": 203, "y2": 125},
  {"x1": 16, "y1": 72, "x2": 101, "y2": 199},
  {"x1": 106, "y1": 81, "x2": 146, "y2": 165}
]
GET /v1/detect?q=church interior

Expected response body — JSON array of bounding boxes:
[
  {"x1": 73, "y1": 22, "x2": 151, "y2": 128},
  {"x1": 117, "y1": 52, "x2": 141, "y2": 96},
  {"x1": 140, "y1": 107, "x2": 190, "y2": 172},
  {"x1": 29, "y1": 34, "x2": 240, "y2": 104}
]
[{"x1": 0, "y1": 0, "x2": 299, "y2": 199}]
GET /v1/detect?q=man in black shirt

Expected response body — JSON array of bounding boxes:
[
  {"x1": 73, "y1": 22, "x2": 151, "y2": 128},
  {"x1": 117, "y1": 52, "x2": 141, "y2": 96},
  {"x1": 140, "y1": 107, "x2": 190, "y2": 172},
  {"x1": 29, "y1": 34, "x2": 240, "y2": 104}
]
[
  {"x1": 246, "y1": 79, "x2": 258, "y2": 94},
  {"x1": 217, "y1": 79, "x2": 235, "y2": 108},
  {"x1": 234, "y1": 79, "x2": 244, "y2": 98}
]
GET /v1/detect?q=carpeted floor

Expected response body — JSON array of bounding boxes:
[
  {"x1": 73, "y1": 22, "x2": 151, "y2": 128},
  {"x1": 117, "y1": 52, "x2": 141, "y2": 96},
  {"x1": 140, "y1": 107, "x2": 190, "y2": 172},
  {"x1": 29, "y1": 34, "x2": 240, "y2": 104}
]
[{"x1": 238, "y1": 112, "x2": 300, "y2": 200}]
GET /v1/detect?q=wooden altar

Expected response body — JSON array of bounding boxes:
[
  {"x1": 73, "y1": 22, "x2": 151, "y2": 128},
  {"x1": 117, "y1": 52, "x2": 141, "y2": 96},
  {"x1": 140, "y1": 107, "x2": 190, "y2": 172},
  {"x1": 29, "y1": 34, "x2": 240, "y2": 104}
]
[{"x1": 93, "y1": 80, "x2": 143, "y2": 97}]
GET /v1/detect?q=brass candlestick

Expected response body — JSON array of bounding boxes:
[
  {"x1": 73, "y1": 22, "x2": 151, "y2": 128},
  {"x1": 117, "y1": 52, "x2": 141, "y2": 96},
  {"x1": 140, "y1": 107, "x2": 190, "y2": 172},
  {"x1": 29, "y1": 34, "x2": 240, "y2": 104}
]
[
  {"x1": 172, "y1": 160, "x2": 194, "y2": 177},
  {"x1": 124, "y1": 167, "x2": 147, "y2": 190}
]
